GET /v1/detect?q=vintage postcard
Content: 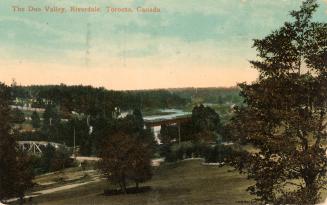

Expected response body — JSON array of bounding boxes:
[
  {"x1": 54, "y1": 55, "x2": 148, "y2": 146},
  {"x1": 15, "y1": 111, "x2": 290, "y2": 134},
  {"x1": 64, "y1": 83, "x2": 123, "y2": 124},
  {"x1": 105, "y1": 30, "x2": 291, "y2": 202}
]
[{"x1": 0, "y1": 0, "x2": 326, "y2": 204}]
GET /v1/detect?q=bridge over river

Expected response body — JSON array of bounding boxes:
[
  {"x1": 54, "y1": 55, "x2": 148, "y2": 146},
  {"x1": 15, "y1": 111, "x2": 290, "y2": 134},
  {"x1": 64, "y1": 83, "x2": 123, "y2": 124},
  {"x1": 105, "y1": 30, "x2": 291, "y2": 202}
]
[
  {"x1": 18, "y1": 141, "x2": 65, "y2": 155},
  {"x1": 143, "y1": 109, "x2": 192, "y2": 144},
  {"x1": 17, "y1": 110, "x2": 192, "y2": 154}
]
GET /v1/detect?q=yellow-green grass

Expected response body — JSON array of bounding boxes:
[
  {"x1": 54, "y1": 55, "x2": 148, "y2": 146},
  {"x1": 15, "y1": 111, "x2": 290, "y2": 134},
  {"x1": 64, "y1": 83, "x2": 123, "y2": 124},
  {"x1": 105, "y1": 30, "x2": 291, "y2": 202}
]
[
  {"x1": 32, "y1": 167, "x2": 95, "y2": 192},
  {"x1": 21, "y1": 160, "x2": 255, "y2": 205},
  {"x1": 16, "y1": 159, "x2": 327, "y2": 205}
]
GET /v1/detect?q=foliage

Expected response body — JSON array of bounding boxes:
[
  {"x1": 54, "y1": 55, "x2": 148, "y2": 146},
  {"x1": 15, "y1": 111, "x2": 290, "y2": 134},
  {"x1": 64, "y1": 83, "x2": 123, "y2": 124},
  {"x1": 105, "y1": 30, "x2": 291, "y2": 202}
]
[
  {"x1": 89, "y1": 116, "x2": 114, "y2": 156},
  {"x1": 50, "y1": 146, "x2": 74, "y2": 171},
  {"x1": 164, "y1": 142, "x2": 233, "y2": 163},
  {"x1": 169, "y1": 87, "x2": 243, "y2": 105},
  {"x1": 203, "y1": 144, "x2": 232, "y2": 163},
  {"x1": 159, "y1": 105, "x2": 223, "y2": 145},
  {"x1": 190, "y1": 104, "x2": 223, "y2": 143},
  {"x1": 116, "y1": 109, "x2": 156, "y2": 152},
  {"x1": 39, "y1": 144, "x2": 73, "y2": 173},
  {"x1": 98, "y1": 132, "x2": 152, "y2": 193},
  {"x1": 10, "y1": 85, "x2": 188, "y2": 115},
  {"x1": 31, "y1": 111, "x2": 41, "y2": 128},
  {"x1": 12, "y1": 151, "x2": 35, "y2": 201},
  {"x1": 10, "y1": 108, "x2": 25, "y2": 124},
  {"x1": 0, "y1": 83, "x2": 34, "y2": 203},
  {"x1": 40, "y1": 144, "x2": 56, "y2": 173},
  {"x1": 159, "y1": 124, "x2": 179, "y2": 144},
  {"x1": 43, "y1": 104, "x2": 61, "y2": 128},
  {"x1": 192, "y1": 104, "x2": 222, "y2": 134},
  {"x1": 162, "y1": 141, "x2": 232, "y2": 163},
  {"x1": 22, "y1": 113, "x2": 111, "y2": 157},
  {"x1": 228, "y1": 1, "x2": 327, "y2": 204}
]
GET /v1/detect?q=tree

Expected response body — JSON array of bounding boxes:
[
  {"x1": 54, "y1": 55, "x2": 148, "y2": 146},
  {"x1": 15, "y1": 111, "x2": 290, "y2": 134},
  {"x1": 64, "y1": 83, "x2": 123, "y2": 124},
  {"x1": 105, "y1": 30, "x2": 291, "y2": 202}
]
[
  {"x1": 118, "y1": 108, "x2": 144, "y2": 136},
  {"x1": 0, "y1": 83, "x2": 34, "y2": 204},
  {"x1": 50, "y1": 146, "x2": 73, "y2": 171},
  {"x1": 43, "y1": 104, "x2": 61, "y2": 127},
  {"x1": 229, "y1": 1, "x2": 327, "y2": 204},
  {"x1": 39, "y1": 144, "x2": 56, "y2": 173},
  {"x1": 159, "y1": 105, "x2": 223, "y2": 145},
  {"x1": 159, "y1": 124, "x2": 178, "y2": 144},
  {"x1": 13, "y1": 151, "x2": 35, "y2": 204},
  {"x1": 98, "y1": 132, "x2": 152, "y2": 193},
  {"x1": 11, "y1": 108, "x2": 25, "y2": 124},
  {"x1": 132, "y1": 108, "x2": 144, "y2": 132},
  {"x1": 42, "y1": 104, "x2": 62, "y2": 142},
  {"x1": 191, "y1": 104, "x2": 222, "y2": 143},
  {"x1": 39, "y1": 144, "x2": 72, "y2": 173},
  {"x1": 90, "y1": 115, "x2": 114, "y2": 155},
  {"x1": 128, "y1": 141, "x2": 152, "y2": 189},
  {"x1": 117, "y1": 109, "x2": 156, "y2": 150},
  {"x1": 192, "y1": 105, "x2": 221, "y2": 133},
  {"x1": 31, "y1": 111, "x2": 41, "y2": 128}
]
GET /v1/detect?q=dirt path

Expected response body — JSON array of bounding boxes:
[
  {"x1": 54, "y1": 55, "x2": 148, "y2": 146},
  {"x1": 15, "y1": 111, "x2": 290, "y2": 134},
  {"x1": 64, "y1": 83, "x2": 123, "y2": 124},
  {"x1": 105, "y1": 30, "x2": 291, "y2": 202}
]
[
  {"x1": 4, "y1": 158, "x2": 164, "y2": 204},
  {"x1": 35, "y1": 178, "x2": 100, "y2": 195},
  {"x1": 5, "y1": 170, "x2": 101, "y2": 204},
  {"x1": 75, "y1": 156, "x2": 164, "y2": 167}
]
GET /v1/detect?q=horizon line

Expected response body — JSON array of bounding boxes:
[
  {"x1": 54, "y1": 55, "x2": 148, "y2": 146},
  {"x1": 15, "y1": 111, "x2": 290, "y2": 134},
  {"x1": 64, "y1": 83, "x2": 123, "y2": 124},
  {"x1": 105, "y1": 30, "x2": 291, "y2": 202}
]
[{"x1": 8, "y1": 81, "x2": 242, "y2": 92}]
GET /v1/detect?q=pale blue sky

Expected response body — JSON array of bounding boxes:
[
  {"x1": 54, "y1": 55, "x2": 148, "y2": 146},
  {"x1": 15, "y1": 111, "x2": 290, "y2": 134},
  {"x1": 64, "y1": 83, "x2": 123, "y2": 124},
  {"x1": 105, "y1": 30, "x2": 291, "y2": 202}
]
[{"x1": 0, "y1": 0, "x2": 326, "y2": 89}]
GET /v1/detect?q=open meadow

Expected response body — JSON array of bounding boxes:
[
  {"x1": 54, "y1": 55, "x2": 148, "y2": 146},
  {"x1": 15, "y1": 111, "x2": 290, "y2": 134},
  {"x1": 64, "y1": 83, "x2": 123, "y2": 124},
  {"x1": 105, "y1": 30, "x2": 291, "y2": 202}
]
[{"x1": 20, "y1": 160, "x2": 256, "y2": 205}]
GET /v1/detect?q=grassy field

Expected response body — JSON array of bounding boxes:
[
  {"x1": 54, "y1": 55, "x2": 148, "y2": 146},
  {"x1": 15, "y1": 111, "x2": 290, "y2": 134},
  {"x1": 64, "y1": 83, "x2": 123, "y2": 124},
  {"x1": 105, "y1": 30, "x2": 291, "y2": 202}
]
[
  {"x1": 18, "y1": 159, "x2": 327, "y2": 205},
  {"x1": 22, "y1": 159, "x2": 255, "y2": 205},
  {"x1": 32, "y1": 166, "x2": 97, "y2": 192}
]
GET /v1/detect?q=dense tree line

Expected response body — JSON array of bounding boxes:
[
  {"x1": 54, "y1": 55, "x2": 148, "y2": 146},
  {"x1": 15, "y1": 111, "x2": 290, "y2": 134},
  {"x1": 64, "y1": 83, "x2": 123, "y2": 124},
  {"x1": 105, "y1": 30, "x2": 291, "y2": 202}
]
[
  {"x1": 169, "y1": 87, "x2": 243, "y2": 105},
  {"x1": 11, "y1": 85, "x2": 242, "y2": 110},
  {"x1": 10, "y1": 85, "x2": 188, "y2": 116}
]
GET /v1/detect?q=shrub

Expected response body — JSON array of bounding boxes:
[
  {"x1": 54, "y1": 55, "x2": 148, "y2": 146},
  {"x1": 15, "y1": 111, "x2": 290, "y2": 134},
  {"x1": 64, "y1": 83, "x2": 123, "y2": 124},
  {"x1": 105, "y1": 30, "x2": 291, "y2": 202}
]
[
  {"x1": 162, "y1": 141, "x2": 232, "y2": 163},
  {"x1": 203, "y1": 144, "x2": 232, "y2": 163}
]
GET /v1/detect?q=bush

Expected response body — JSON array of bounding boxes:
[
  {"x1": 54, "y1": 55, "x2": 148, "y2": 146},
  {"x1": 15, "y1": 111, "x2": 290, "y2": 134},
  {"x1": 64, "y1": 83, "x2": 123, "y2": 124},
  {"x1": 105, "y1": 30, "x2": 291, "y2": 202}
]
[
  {"x1": 162, "y1": 142, "x2": 232, "y2": 163},
  {"x1": 203, "y1": 144, "x2": 232, "y2": 163},
  {"x1": 37, "y1": 144, "x2": 74, "y2": 173},
  {"x1": 162, "y1": 141, "x2": 206, "y2": 162}
]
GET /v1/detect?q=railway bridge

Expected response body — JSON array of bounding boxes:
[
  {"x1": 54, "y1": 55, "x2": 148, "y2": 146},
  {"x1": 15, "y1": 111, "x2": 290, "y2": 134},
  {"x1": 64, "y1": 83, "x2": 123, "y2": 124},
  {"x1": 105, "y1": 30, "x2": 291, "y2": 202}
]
[
  {"x1": 144, "y1": 112, "x2": 192, "y2": 144},
  {"x1": 18, "y1": 141, "x2": 65, "y2": 155}
]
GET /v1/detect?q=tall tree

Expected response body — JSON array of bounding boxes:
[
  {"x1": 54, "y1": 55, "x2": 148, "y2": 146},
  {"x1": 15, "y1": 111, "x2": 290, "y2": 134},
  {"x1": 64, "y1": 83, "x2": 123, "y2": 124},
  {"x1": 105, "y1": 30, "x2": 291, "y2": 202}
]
[
  {"x1": 159, "y1": 124, "x2": 178, "y2": 144},
  {"x1": 191, "y1": 104, "x2": 222, "y2": 142},
  {"x1": 118, "y1": 109, "x2": 155, "y2": 148},
  {"x1": 42, "y1": 104, "x2": 62, "y2": 142},
  {"x1": 229, "y1": 1, "x2": 327, "y2": 204},
  {"x1": 31, "y1": 111, "x2": 41, "y2": 129},
  {"x1": 0, "y1": 83, "x2": 34, "y2": 204},
  {"x1": 98, "y1": 132, "x2": 152, "y2": 193},
  {"x1": 40, "y1": 144, "x2": 56, "y2": 173},
  {"x1": 43, "y1": 104, "x2": 61, "y2": 127}
]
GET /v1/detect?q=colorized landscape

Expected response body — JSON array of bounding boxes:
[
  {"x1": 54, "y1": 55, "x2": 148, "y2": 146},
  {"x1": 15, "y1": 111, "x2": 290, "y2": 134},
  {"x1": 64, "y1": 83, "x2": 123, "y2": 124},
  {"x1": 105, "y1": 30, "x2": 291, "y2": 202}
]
[{"x1": 1, "y1": 0, "x2": 327, "y2": 204}]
